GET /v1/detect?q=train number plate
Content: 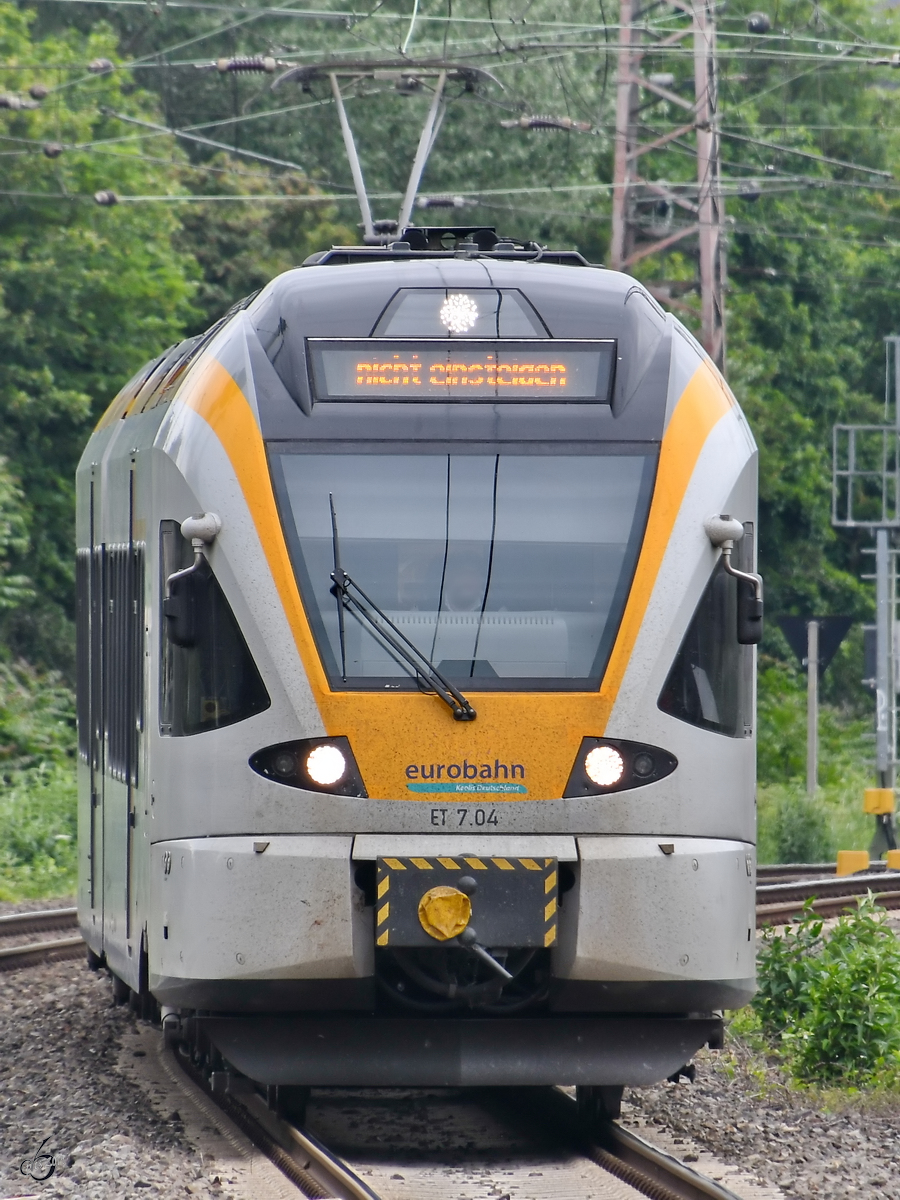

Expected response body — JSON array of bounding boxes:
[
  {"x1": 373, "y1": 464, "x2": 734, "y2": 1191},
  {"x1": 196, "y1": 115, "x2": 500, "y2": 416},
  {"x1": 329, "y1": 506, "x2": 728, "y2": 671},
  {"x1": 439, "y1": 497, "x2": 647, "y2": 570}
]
[{"x1": 375, "y1": 855, "x2": 558, "y2": 949}]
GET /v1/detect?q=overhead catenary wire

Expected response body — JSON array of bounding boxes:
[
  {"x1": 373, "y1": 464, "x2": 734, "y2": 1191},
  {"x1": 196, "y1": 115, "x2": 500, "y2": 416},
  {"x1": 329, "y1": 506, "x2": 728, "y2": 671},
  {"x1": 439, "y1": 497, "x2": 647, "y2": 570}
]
[{"x1": 4, "y1": 0, "x2": 900, "y2": 275}]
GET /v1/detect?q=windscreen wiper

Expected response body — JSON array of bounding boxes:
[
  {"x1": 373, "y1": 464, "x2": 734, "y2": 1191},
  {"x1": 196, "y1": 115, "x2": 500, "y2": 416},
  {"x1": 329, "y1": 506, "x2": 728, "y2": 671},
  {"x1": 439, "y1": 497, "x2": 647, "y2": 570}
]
[{"x1": 329, "y1": 494, "x2": 476, "y2": 722}]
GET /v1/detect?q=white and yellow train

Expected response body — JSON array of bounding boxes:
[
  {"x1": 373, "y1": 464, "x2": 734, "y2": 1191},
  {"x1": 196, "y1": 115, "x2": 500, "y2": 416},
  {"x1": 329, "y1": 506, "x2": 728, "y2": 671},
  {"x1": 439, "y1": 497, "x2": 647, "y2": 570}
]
[{"x1": 76, "y1": 230, "x2": 760, "y2": 1115}]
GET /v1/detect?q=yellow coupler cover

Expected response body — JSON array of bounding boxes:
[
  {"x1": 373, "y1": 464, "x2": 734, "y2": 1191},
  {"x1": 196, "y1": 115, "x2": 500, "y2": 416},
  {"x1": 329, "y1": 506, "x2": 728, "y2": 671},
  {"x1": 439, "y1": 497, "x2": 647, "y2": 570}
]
[
  {"x1": 864, "y1": 787, "x2": 896, "y2": 815},
  {"x1": 418, "y1": 887, "x2": 472, "y2": 941},
  {"x1": 836, "y1": 849, "x2": 870, "y2": 876}
]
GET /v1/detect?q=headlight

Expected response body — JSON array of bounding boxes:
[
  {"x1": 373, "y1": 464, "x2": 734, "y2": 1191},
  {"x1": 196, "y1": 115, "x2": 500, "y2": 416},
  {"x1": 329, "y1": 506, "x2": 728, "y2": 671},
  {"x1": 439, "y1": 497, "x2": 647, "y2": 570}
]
[
  {"x1": 563, "y1": 737, "x2": 677, "y2": 797},
  {"x1": 249, "y1": 736, "x2": 367, "y2": 797},
  {"x1": 306, "y1": 744, "x2": 346, "y2": 785},
  {"x1": 584, "y1": 745, "x2": 625, "y2": 787}
]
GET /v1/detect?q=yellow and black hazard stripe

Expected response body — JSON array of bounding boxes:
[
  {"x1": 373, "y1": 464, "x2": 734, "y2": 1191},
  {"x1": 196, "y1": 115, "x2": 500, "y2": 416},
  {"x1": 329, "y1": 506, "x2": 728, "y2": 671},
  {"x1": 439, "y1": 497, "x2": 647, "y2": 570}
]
[
  {"x1": 375, "y1": 855, "x2": 558, "y2": 948},
  {"x1": 543, "y1": 859, "x2": 557, "y2": 948}
]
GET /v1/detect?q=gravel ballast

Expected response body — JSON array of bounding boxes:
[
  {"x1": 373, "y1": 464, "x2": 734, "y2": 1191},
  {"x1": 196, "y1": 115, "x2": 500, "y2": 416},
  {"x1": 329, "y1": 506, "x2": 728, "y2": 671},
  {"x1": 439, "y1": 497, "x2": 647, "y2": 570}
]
[
  {"x1": 1, "y1": 942, "x2": 896, "y2": 1200},
  {"x1": 0, "y1": 957, "x2": 291, "y2": 1200},
  {"x1": 626, "y1": 1042, "x2": 900, "y2": 1200}
]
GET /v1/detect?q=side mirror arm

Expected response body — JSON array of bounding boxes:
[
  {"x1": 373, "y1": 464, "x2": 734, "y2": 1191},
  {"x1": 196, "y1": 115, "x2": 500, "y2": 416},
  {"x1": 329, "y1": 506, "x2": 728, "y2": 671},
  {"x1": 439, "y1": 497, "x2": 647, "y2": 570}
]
[
  {"x1": 163, "y1": 512, "x2": 221, "y2": 648},
  {"x1": 703, "y1": 513, "x2": 764, "y2": 645}
]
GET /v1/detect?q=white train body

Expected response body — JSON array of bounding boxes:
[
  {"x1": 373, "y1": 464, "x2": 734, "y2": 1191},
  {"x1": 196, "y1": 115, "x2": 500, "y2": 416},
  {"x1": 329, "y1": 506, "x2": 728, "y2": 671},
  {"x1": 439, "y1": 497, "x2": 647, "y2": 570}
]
[{"x1": 77, "y1": 246, "x2": 757, "y2": 1088}]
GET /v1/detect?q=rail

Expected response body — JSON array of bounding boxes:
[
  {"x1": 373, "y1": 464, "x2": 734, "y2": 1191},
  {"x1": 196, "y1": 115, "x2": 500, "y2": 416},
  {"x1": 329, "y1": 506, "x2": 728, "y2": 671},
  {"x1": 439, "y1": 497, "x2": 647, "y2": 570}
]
[{"x1": 0, "y1": 906, "x2": 82, "y2": 971}]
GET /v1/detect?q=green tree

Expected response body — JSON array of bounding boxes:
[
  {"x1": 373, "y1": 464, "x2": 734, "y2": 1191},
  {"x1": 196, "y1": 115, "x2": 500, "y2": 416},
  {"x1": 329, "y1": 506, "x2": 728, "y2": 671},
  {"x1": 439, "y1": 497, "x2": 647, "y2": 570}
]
[{"x1": 0, "y1": 3, "x2": 198, "y2": 668}]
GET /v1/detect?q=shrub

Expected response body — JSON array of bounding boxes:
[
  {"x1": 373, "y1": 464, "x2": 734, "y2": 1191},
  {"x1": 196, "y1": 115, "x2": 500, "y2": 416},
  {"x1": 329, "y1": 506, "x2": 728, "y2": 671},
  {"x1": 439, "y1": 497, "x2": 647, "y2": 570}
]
[
  {"x1": 0, "y1": 762, "x2": 77, "y2": 900},
  {"x1": 767, "y1": 789, "x2": 833, "y2": 865},
  {"x1": 0, "y1": 658, "x2": 77, "y2": 899},
  {"x1": 754, "y1": 896, "x2": 900, "y2": 1085}
]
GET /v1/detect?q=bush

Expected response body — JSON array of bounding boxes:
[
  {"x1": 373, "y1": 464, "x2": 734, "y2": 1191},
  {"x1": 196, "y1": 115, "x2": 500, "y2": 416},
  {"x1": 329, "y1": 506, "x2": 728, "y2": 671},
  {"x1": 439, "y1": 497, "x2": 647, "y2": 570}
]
[
  {"x1": 0, "y1": 659, "x2": 75, "y2": 778},
  {"x1": 765, "y1": 788, "x2": 833, "y2": 864},
  {"x1": 757, "y1": 659, "x2": 874, "y2": 863},
  {"x1": 754, "y1": 896, "x2": 900, "y2": 1085},
  {"x1": 0, "y1": 658, "x2": 77, "y2": 900},
  {"x1": 0, "y1": 762, "x2": 77, "y2": 900}
]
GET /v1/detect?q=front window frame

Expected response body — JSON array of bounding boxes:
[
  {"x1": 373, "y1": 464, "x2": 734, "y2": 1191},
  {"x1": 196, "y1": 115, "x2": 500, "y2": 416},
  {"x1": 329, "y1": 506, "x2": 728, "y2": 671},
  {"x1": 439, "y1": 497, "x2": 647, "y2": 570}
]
[{"x1": 269, "y1": 441, "x2": 657, "y2": 694}]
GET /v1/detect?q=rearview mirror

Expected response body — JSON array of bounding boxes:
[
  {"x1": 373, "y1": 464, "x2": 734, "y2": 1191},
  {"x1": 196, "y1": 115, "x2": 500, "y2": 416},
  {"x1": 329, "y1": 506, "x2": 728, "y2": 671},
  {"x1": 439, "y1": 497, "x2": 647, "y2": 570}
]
[
  {"x1": 163, "y1": 566, "x2": 204, "y2": 648},
  {"x1": 737, "y1": 577, "x2": 764, "y2": 645}
]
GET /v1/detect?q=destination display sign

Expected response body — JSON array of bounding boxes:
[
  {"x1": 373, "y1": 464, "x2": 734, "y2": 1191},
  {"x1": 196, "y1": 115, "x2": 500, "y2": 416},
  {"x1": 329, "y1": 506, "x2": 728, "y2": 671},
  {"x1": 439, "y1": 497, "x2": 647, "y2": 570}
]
[{"x1": 306, "y1": 339, "x2": 616, "y2": 403}]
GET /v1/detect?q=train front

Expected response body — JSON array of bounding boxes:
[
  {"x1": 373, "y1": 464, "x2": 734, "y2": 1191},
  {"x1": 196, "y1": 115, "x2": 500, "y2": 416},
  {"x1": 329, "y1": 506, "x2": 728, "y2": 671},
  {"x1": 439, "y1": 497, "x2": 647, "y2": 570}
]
[{"x1": 151, "y1": 254, "x2": 758, "y2": 1092}]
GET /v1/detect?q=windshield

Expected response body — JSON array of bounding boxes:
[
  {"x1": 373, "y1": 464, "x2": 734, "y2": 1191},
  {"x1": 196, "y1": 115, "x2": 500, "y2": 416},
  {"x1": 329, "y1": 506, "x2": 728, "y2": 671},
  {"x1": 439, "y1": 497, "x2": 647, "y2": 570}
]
[{"x1": 271, "y1": 450, "x2": 655, "y2": 691}]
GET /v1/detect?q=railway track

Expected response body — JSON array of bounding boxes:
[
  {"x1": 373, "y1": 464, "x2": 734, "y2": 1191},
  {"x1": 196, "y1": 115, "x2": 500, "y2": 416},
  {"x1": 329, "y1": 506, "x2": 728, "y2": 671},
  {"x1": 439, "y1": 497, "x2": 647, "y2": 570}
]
[
  {"x1": 4, "y1": 892, "x2": 854, "y2": 1200},
  {"x1": 755, "y1": 868, "x2": 900, "y2": 924},
  {"x1": 3, "y1": 868, "x2": 898, "y2": 1197},
  {"x1": 0, "y1": 904, "x2": 81, "y2": 971},
  {"x1": 185, "y1": 1049, "x2": 749, "y2": 1200}
]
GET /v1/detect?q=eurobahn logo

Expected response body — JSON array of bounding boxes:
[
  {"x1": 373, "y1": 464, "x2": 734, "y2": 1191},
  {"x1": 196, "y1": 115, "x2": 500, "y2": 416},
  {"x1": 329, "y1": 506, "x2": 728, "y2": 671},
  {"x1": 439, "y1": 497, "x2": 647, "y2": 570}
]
[{"x1": 405, "y1": 760, "x2": 527, "y2": 794}]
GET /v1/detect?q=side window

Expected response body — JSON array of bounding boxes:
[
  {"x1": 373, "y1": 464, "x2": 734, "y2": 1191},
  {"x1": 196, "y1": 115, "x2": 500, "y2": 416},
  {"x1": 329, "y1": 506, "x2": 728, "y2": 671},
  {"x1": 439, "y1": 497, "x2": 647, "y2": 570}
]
[
  {"x1": 104, "y1": 544, "x2": 146, "y2": 782},
  {"x1": 658, "y1": 527, "x2": 754, "y2": 738},
  {"x1": 159, "y1": 521, "x2": 270, "y2": 736},
  {"x1": 75, "y1": 542, "x2": 145, "y2": 780},
  {"x1": 76, "y1": 548, "x2": 90, "y2": 761}
]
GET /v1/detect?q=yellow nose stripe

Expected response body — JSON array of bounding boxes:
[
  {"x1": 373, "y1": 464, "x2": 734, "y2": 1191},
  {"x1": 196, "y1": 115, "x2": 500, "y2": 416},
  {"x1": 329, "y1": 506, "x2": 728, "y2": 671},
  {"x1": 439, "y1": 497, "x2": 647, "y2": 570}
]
[
  {"x1": 545, "y1": 898, "x2": 557, "y2": 921},
  {"x1": 520, "y1": 858, "x2": 540, "y2": 871},
  {"x1": 410, "y1": 857, "x2": 432, "y2": 869},
  {"x1": 464, "y1": 857, "x2": 488, "y2": 870},
  {"x1": 377, "y1": 876, "x2": 390, "y2": 900},
  {"x1": 437, "y1": 857, "x2": 460, "y2": 869},
  {"x1": 545, "y1": 871, "x2": 557, "y2": 894},
  {"x1": 491, "y1": 858, "x2": 514, "y2": 870},
  {"x1": 383, "y1": 857, "x2": 405, "y2": 870}
]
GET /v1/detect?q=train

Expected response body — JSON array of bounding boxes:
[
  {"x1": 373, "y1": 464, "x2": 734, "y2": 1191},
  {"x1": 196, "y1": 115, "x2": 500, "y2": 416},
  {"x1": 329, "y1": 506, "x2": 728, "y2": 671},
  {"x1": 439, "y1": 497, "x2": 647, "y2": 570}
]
[{"x1": 76, "y1": 224, "x2": 760, "y2": 1124}]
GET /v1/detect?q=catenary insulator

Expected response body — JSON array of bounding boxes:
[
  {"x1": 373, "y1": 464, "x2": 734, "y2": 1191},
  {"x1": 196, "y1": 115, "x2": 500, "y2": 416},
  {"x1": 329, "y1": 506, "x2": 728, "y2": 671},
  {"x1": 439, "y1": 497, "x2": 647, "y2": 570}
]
[
  {"x1": 89, "y1": 58, "x2": 115, "y2": 74},
  {"x1": 215, "y1": 56, "x2": 277, "y2": 74},
  {"x1": 417, "y1": 195, "x2": 468, "y2": 209},
  {"x1": 500, "y1": 114, "x2": 592, "y2": 132},
  {"x1": 94, "y1": 189, "x2": 119, "y2": 206},
  {"x1": 29, "y1": 83, "x2": 49, "y2": 100},
  {"x1": 43, "y1": 142, "x2": 63, "y2": 158}
]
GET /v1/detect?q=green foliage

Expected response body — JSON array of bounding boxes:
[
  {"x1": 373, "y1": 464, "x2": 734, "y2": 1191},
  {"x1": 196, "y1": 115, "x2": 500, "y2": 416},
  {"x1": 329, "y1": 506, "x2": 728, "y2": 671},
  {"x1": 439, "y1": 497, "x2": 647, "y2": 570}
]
[
  {"x1": 0, "y1": 659, "x2": 76, "y2": 900},
  {"x1": 761, "y1": 789, "x2": 833, "y2": 866},
  {"x1": 0, "y1": 763, "x2": 77, "y2": 901},
  {"x1": 755, "y1": 897, "x2": 900, "y2": 1086},
  {"x1": 757, "y1": 658, "x2": 873, "y2": 863},
  {"x1": 0, "y1": 457, "x2": 31, "y2": 612},
  {"x1": 0, "y1": 659, "x2": 76, "y2": 777},
  {"x1": 0, "y1": 2, "x2": 199, "y2": 670},
  {"x1": 176, "y1": 156, "x2": 355, "y2": 333}
]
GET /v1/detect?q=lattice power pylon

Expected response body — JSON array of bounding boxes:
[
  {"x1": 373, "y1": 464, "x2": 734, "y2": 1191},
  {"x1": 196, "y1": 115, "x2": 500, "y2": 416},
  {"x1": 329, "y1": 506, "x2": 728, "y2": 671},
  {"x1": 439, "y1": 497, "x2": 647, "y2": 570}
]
[{"x1": 610, "y1": 0, "x2": 726, "y2": 370}]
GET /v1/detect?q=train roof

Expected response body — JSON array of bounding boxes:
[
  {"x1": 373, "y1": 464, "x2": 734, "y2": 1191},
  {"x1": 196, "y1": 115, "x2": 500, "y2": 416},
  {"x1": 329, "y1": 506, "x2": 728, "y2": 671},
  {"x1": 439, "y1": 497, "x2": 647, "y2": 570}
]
[{"x1": 96, "y1": 236, "x2": 718, "y2": 447}]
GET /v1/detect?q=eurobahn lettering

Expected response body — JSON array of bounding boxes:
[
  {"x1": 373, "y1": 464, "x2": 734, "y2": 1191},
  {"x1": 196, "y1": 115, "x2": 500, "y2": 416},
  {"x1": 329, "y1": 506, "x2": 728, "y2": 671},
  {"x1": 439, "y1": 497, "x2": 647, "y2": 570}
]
[{"x1": 406, "y1": 759, "x2": 526, "y2": 793}]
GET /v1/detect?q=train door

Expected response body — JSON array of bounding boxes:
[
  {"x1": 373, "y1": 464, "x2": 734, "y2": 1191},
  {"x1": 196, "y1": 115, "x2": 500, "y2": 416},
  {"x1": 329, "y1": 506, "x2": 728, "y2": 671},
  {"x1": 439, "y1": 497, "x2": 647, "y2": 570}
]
[
  {"x1": 88, "y1": 473, "x2": 105, "y2": 946},
  {"x1": 101, "y1": 462, "x2": 145, "y2": 976}
]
